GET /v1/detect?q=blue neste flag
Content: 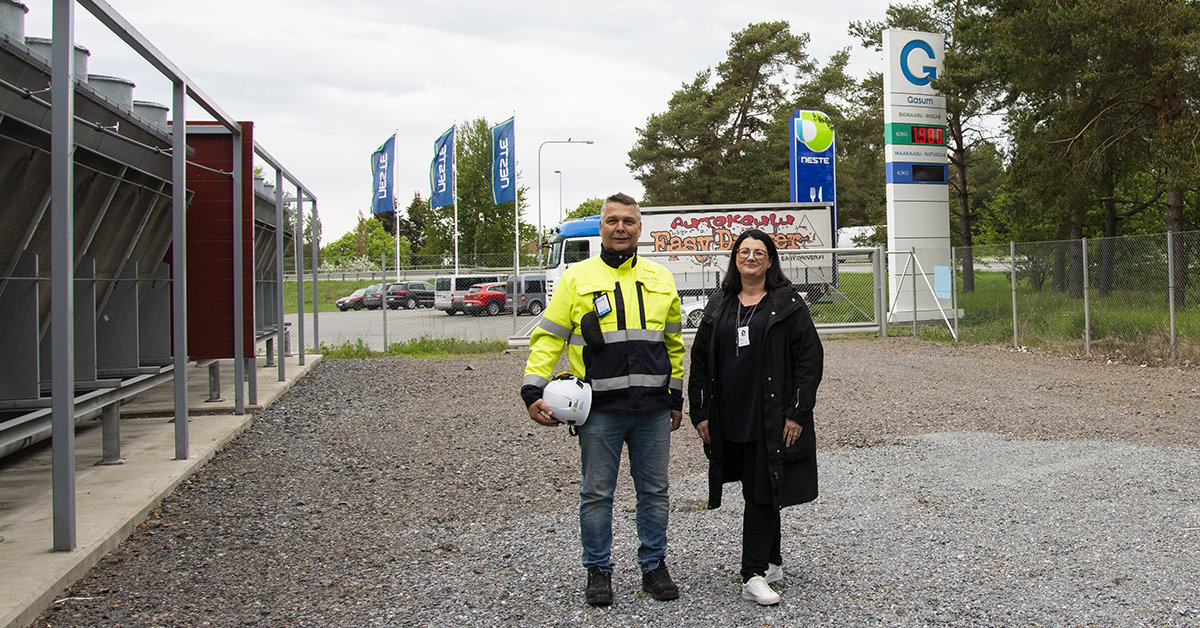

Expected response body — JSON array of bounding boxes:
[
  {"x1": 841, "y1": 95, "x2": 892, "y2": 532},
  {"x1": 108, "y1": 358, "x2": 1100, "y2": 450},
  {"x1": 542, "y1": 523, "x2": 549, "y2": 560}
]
[
  {"x1": 429, "y1": 126, "x2": 455, "y2": 208},
  {"x1": 490, "y1": 117, "x2": 516, "y2": 205},
  {"x1": 371, "y1": 134, "x2": 395, "y2": 215}
]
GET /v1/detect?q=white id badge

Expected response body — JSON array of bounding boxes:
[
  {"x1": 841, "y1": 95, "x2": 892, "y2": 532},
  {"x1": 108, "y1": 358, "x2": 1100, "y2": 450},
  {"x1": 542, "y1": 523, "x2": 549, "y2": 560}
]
[
  {"x1": 594, "y1": 293, "x2": 612, "y2": 317},
  {"x1": 737, "y1": 326, "x2": 750, "y2": 347}
]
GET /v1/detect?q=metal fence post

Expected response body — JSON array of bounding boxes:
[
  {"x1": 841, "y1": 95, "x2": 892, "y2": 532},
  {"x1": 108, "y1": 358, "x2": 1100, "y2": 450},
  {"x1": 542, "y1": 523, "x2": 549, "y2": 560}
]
[
  {"x1": 951, "y1": 245, "x2": 959, "y2": 342},
  {"x1": 1168, "y1": 230, "x2": 1176, "y2": 359},
  {"x1": 1011, "y1": 241, "x2": 1018, "y2": 348},
  {"x1": 1082, "y1": 237, "x2": 1090, "y2": 355},
  {"x1": 911, "y1": 248, "x2": 917, "y2": 337},
  {"x1": 876, "y1": 245, "x2": 887, "y2": 338},
  {"x1": 294, "y1": 187, "x2": 306, "y2": 365}
]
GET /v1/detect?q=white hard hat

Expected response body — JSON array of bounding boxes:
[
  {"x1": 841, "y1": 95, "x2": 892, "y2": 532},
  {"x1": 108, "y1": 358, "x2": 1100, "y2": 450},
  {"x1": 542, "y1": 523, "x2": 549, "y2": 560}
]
[{"x1": 543, "y1": 376, "x2": 592, "y2": 426}]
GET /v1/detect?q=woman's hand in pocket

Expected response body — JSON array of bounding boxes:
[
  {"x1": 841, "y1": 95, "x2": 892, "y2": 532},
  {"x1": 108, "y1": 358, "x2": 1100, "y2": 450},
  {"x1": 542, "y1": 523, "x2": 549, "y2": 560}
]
[{"x1": 783, "y1": 419, "x2": 802, "y2": 447}]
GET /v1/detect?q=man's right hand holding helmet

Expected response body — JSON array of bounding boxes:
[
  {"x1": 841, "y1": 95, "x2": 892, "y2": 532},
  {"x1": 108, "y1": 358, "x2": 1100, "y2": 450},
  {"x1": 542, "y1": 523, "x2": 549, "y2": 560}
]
[{"x1": 527, "y1": 399, "x2": 560, "y2": 426}]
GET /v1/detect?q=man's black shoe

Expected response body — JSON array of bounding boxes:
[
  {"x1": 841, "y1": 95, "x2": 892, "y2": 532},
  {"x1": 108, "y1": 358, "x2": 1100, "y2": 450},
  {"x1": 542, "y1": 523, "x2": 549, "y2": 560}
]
[
  {"x1": 641, "y1": 560, "x2": 680, "y2": 601},
  {"x1": 586, "y1": 567, "x2": 613, "y2": 606}
]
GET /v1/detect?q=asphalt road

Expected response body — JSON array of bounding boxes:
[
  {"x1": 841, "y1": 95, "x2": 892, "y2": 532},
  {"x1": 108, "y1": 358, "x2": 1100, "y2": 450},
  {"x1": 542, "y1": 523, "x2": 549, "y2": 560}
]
[{"x1": 284, "y1": 306, "x2": 541, "y2": 351}]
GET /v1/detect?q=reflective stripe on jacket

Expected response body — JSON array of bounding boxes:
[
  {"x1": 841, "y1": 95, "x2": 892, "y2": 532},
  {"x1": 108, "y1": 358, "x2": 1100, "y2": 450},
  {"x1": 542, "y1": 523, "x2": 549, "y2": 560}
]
[{"x1": 524, "y1": 255, "x2": 684, "y2": 411}]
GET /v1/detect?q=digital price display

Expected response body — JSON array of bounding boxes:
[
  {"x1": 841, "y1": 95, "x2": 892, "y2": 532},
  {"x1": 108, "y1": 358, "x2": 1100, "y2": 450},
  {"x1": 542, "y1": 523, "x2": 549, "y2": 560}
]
[{"x1": 911, "y1": 125, "x2": 944, "y2": 145}]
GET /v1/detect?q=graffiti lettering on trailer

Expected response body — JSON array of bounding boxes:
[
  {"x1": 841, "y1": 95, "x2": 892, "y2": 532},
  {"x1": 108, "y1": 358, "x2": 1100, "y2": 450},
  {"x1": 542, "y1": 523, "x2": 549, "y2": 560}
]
[
  {"x1": 650, "y1": 213, "x2": 818, "y2": 264},
  {"x1": 670, "y1": 213, "x2": 796, "y2": 230}
]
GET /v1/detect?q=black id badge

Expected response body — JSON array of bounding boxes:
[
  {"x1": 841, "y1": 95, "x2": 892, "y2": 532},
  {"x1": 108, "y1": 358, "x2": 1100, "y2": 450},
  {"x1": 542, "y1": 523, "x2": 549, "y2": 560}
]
[{"x1": 593, "y1": 292, "x2": 612, "y2": 318}]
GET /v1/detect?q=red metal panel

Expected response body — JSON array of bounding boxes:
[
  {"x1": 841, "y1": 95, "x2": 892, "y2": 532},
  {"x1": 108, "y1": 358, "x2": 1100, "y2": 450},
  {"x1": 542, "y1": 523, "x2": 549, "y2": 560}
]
[{"x1": 184, "y1": 122, "x2": 256, "y2": 361}]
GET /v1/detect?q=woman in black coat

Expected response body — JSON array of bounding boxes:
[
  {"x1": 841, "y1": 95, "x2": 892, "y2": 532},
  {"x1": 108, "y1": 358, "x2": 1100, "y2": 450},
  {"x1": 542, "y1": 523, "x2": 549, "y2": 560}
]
[{"x1": 688, "y1": 228, "x2": 824, "y2": 606}]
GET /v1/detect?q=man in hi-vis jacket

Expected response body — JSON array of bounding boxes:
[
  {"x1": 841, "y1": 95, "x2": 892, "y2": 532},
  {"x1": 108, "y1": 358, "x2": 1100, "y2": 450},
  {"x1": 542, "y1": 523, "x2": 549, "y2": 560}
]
[{"x1": 521, "y1": 192, "x2": 685, "y2": 606}]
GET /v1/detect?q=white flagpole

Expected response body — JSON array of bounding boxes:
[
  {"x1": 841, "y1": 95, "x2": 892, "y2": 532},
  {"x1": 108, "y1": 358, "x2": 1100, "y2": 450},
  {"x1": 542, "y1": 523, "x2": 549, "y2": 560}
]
[
  {"x1": 393, "y1": 130, "x2": 400, "y2": 283},
  {"x1": 512, "y1": 113, "x2": 519, "y2": 332},
  {"x1": 453, "y1": 121, "x2": 459, "y2": 276}
]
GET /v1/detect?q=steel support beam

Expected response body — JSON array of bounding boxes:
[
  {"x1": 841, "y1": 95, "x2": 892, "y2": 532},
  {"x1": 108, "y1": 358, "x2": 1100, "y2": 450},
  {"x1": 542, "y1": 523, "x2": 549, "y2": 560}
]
[
  {"x1": 232, "y1": 129, "x2": 245, "y2": 414},
  {"x1": 310, "y1": 199, "x2": 319, "y2": 349},
  {"x1": 274, "y1": 169, "x2": 285, "y2": 382},
  {"x1": 77, "y1": 0, "x2": 239, "y2": 132},
  {"x1": 77, "y1": 166, "x2": 128, "y2": 264},
  {"x1": 170, "y1": 80, "x2": 188, "y2": 460},
  {"x1": 98, "y1": 402, "x2": 124, "y2": 465},
  {"x1": 246, "y1": 357, "x2": 257, "y2": 406},
  {"x1": 50, "y1": 0, "x2": 77, "y2": 552},
  {"x1": 294, "y1": 188, "x2": 306, "y2": 365}
]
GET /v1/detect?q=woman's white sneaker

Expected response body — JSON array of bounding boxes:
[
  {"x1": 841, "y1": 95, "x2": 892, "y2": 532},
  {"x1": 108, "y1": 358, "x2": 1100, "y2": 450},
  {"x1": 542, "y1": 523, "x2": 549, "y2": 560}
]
[
  {"x1": 741, "y1": 575, "x2": 781, "y2": 605},
  {"x1": 765, "y1": 563, "x2": 783, "y2": 583}
]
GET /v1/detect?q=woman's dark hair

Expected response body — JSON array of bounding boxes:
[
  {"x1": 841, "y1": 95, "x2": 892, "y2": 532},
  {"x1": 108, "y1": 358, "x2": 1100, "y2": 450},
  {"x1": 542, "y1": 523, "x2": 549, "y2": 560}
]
[{"x1": 720, "y1": 229, "x2": 792, "y2": 294}]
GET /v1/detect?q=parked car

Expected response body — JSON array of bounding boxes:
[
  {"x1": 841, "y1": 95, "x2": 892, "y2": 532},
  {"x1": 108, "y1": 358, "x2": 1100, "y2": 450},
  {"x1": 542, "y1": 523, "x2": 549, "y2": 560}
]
[
  {"x1": 505, "y1": 273, "x2": 546, "y2": 316},
  {"x1": 336, "y1": 288, "x2": 368, "y2": 311},
  {"x1": 386, "y1": 280, "x2": 435, "y2": 309},
  {"x1": 435, "y1": 274, "x2": 505, "y2": 315},
  {"x1": 681, "y1": 298, "x2": 707, "y2": 328},
  {"x1": 362, "y1": 283, "x2": 384, "y2": 310},
  {"x1": 461, "y1": 282, "x2": 507, "y2": 316}
]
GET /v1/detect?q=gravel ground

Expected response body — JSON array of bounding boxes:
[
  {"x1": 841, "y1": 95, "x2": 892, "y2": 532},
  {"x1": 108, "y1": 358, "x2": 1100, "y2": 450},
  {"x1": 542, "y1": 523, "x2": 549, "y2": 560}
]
[{"x1": 33, "y1": 336, "x2": 1200, "y2": 627}]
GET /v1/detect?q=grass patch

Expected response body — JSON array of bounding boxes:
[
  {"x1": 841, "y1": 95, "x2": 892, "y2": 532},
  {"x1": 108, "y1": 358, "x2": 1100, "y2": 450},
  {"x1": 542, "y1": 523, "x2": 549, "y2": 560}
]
[
  {"x1": 284, "y1": 279, "x2": 385, "y2": 314},
  {"x1": 948, "y1": 269, "x2": 1200, "y2": 361},
  {"x1": 317, "y1": 336, "x2": 507, "y2": 359},
  {"x1": 809, "y1": 272, "x2": 877, "y2": 324}
]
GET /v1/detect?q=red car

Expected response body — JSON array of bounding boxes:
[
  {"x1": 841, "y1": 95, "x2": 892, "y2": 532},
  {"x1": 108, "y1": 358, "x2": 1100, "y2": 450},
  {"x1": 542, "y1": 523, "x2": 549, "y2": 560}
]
[
  {"x1": 336, "y1": 287, "x2": 368, "y2": 311},
  {"x1": 462, "y1": 282, "x2": 507, "y2": 316}
]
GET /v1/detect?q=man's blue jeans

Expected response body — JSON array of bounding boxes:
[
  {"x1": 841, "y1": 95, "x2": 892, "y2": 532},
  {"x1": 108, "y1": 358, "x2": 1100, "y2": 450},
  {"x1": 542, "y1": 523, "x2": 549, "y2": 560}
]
[{"x1": 576, "y1": 406, "x2": 672, "y2": 574}]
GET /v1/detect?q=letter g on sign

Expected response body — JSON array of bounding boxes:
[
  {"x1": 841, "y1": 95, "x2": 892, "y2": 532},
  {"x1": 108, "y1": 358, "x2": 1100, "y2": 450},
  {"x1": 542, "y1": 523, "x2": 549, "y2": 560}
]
[{"x1": 900, "y1": 39, "x2": 937, "y2": 86}]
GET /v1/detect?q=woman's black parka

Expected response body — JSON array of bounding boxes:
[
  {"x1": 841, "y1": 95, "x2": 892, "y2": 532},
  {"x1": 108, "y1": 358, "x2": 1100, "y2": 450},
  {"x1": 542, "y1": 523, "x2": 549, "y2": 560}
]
[{"x1": 688, "y1": 285, "x2": 824, "y2": 510}]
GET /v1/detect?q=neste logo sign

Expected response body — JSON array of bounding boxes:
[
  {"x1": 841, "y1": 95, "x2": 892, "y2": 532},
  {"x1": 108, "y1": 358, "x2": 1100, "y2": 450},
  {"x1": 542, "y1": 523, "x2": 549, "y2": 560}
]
[
  {"x1": 795, "y1": 110, "x2": 834, "y2": 153},
  {"x1": 900, "y1": 39, "x2": 938, "y2": 86},
  {"x1": 789, "y1": 109, "x2": 836, "y2": 204}
]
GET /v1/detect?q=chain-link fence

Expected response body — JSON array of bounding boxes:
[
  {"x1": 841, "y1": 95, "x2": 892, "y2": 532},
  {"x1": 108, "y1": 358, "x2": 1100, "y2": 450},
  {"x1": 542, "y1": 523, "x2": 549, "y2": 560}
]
[
  {"x1": 282, "y1": 247, "x2": 886, "y2": 353},
  {"x1": 275, "y1": 232, "x2": 1197, "y2": 363},
  {"x1": 285, "y1": 252, "x2": 542, "y2": 281},
  {"x1": 950, "y1": 231, "x2": 1200, "y2": 362}
]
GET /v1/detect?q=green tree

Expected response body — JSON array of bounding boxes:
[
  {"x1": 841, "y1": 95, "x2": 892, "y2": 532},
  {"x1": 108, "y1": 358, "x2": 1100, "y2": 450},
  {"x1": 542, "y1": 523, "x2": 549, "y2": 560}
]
[
  {"x1": 629, "y1": 21, "x2": 815, "y2": 205},
  {"x1": 299, "y1": 211, "x2": 322, "y2": 272},
  {"x1": 952, "y1": 140, "x2": 1007, "y2": 248},
  {"x1": 819, "y1": 62, "x2": 886, "y2": 234},
  {"x1": 322, "y1": 212, "x2": 410, "y2": 267},
  {"x1": 382, "y1": 192, "x2": 429, "y2": 255},
  {"x1": 421, "y1": 117, "x2": 536, "y2": 262},
  {"x1": 565, "y1": 197, "x2": 604, "y2": 220},
  {"x1": 851, "y1": 0, "x2": 1000, "y2": 292},
  {"x1": 982, "y1": 0, "x2": 1200, "y2": 302}
]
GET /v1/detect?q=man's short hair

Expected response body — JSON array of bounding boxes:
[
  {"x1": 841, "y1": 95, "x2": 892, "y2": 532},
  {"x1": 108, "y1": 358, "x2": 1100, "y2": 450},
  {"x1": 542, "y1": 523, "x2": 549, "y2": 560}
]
[{"x1": 601, "y1": 192, "x2": 641, "y2": 220}]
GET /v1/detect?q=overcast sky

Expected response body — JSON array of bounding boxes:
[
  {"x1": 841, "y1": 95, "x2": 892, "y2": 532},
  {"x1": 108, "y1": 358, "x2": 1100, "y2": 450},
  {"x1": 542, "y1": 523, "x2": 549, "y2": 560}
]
[{"x1": 22, "y1": 0, "x2": 893, "y2": 240}]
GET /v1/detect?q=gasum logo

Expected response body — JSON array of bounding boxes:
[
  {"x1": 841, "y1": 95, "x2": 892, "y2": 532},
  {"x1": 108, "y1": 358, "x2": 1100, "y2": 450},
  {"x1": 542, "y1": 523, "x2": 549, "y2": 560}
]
[
  {"x1": 795, "y1": 111, "x2": 834, "y2": 153},
  {"x1": 900, "y1": 39, "x2": 938, "y2": 86}
]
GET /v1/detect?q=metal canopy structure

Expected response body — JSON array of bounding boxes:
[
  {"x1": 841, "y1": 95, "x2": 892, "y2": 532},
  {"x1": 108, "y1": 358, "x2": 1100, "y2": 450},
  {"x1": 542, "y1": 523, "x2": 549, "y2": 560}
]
[{"x1": 0, "y1": 0, "x2": 318, "y2": 551}]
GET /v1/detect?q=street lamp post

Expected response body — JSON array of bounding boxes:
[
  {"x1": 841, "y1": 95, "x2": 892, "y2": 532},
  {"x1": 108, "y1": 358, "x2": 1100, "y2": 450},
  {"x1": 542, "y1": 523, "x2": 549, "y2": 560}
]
[
  {"x1": 538, "y1": 139, "x2": 593, "y2": 265},
  {"x1": 554, "y1": 170, "x2": 563, "y2": 222}
]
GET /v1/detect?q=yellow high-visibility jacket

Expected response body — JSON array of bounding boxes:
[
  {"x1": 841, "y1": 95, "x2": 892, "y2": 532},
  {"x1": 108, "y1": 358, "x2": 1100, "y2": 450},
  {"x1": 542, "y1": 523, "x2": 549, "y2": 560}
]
[{"x1": 524, "y1": 254, "x2": 684, "y2": 412}]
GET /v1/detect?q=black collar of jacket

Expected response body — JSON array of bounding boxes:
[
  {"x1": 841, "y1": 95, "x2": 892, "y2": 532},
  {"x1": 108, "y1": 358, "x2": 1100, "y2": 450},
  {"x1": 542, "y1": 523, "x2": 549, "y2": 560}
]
[
  {"x1": 702, "y1": 285, "x2": 805, "y2": 324},
  {"x1": 599, "y1": 246, "x2": 637, "y2": 269}
]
